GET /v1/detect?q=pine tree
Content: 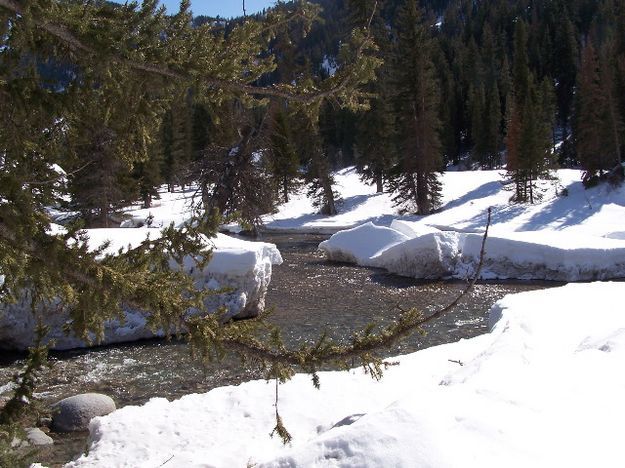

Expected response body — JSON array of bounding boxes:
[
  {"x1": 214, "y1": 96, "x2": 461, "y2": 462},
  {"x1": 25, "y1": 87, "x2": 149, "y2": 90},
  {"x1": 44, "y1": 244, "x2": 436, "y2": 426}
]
[
  {"x1": 348, "y1": 0, "x2": 396, "y2": 192},
  {"x1": 266, "y1": 104, "x2": 301, "y2": 203},
  {"x1": 483, "y1": 81, "x2": 503, "y2": 169},
  {"x1": 387, "y1": 0, "x2": 443, "y2": 215},
  {"x1": 506, "y1": 18, "x2": 554, "y2": 202},
  {"x1": 0, "y1": 0, "x2": 379, "y2": 426},
  {"x1": 295, "y1": 110, "x2": 340, "y2": 216},
  {"x1": 165, "y1": 94, "x2": 194, "y2": 191},
  {"x1": 576, "y1": 39, "x2": 623, "y2": 185}
]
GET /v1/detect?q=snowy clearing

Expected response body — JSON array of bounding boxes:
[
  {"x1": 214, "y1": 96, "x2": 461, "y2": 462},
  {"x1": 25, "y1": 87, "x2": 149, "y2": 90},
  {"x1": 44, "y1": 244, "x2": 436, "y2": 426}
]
[{"x1": 66, "y1": 282, "x2": 625, "y2": 468}]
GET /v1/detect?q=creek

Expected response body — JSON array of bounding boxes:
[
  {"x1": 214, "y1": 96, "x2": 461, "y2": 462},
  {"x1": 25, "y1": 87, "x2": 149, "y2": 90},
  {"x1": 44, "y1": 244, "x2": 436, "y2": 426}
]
[{"x1": 0, "y1": 233, "x2": 559, "y2": 466}]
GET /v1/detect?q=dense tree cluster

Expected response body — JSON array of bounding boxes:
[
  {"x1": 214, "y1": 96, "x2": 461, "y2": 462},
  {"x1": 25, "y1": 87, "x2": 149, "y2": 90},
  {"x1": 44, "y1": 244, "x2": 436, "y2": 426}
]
[{"x1": 308, "y1": 0, "x2": 625, "y2": 201}]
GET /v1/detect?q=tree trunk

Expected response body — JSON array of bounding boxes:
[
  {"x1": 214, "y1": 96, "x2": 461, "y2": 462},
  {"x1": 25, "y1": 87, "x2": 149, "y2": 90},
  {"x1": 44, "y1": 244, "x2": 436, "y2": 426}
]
[
  {"x1": 283, "y1": 176, "x2": 289, "y2": 203},
  {"x1": 375, "y1": 172, "x2": 383, "y2": 193},
  {"x1": 321, "y1": 175, "x2": 337, "y2": 216},
  {"x1": 415, "y1": 171, "x2": 430, "y2": 215}
]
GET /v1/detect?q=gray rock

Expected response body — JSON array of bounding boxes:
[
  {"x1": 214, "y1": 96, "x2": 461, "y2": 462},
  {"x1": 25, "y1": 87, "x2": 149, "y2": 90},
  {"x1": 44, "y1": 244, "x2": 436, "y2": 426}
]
[
  {"x1": 332, "y1": 413, "x2": 366, "y2": 429},
  {"x1": 11, "y1": 436, "x2": 28, "y2": 449},
  {"x1": 52, "y1": 393, "x2": 116, "y2": 432},
  {"x1": 26, "y1": 427, "x2": 53, "y2": 446}
]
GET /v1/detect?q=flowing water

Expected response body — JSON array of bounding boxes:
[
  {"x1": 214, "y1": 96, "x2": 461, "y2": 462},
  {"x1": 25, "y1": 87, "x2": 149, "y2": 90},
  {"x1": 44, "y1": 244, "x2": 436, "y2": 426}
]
[{"x1": 0, "y1": 233, "x2": 560, "y2": 466}]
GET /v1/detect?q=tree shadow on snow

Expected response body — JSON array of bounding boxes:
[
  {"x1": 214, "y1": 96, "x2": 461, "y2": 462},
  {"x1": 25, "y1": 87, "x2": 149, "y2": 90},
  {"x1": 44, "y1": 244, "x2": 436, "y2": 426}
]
[
  {"x1": 520, "y1": 180, "x2": 622, "y2": 231},
  {"x1": 461, "y1": 203, "x2": 528, "y2": 231},
  {"x1": 441, "y1": 181, "x2": 503, "y2": 212}
]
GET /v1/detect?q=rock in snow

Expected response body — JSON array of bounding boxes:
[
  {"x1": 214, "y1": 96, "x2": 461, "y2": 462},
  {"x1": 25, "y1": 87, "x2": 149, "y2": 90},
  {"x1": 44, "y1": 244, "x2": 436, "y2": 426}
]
[
  {"x1": 319, "y1": 223, "x2": 625, "y2": 281},
  {"x1": 64, "y1": 282, "x2": 625, "y2": 467},
  {"x1": 52, "y1": 393, "x2": 116, "y2": 432},
  {"x1": 0, "y1": 231, "x2": 282, "y2": 350}
]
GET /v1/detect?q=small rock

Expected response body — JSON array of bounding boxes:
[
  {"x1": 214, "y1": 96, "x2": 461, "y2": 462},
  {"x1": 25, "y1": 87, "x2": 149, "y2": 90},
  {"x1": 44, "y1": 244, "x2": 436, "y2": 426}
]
[
  {"x1": 332, "y1": 413, "x2": 366, "y2": 429},
  {"x1": 52, "y1": 393, "x2": 116, "y2": 432},
  {"x1": 11, "y1": 436, "x2": 28, "y2": 449},
  {"x1": 38, "y1": 416, "x2": 53, "y2": 428},
  {"x1": 26, "y1": 427, "x2": 54, "y2": 446}
]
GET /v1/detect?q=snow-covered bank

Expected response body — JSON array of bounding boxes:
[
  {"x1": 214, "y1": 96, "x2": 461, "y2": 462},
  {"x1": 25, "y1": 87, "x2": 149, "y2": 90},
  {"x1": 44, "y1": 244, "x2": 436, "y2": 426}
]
[
  {"x1": 320, "y1": 223, "x2": 625, "y2": 281},
  {"x1": 65, "y1": 282, "x2": 625, "y2": 467},
  {"x1": 299, "y1": 167, "x2": 625, "y2": 281},
  {"x1": 0, "y1": 231, "x2": 282, "y2": 351},
  {"x1": 261, "y1": 168, "x2": 625, "y2": 242}
]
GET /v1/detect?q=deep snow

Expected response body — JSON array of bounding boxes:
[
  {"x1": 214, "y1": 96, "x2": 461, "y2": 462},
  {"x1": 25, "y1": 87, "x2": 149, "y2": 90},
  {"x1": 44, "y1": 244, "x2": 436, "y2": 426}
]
[
  {"x1": 66, "y1": 282, "x2": 625, "y2": 468},
  {"x1": 315, "y1": 168, "x2": 625, "y2": 281},
  {"x1": 0, "y1": 229, "x2": 282, "y2": 350}
]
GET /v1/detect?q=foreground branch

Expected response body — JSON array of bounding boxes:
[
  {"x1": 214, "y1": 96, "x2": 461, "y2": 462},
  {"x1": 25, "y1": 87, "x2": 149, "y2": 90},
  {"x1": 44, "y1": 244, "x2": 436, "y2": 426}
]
[{"x1": 0, "y1": 0, "x2": 373, "y2": 104}]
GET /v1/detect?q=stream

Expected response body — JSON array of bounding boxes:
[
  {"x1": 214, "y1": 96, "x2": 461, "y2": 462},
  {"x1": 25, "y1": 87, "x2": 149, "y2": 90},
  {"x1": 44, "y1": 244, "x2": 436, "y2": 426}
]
[{"x1": 0, "y1": 233, "x2": 560, "y2": 466}]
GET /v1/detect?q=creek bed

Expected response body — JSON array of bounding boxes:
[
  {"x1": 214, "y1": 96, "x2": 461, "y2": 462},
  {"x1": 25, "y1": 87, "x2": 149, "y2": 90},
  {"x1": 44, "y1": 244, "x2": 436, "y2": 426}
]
[{"x1": 0, "y1": 233, "x2": 559, "y2": 466}]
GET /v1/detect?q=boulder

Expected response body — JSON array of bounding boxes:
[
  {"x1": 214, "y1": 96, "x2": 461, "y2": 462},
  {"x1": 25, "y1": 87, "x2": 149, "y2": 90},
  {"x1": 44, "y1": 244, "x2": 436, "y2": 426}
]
[
  {"x1": 52, "y1": 393, "x2": 116, "y2": 432},
  {"x1": 26, "y1": 427, "x2": 53, "y2": 446}
]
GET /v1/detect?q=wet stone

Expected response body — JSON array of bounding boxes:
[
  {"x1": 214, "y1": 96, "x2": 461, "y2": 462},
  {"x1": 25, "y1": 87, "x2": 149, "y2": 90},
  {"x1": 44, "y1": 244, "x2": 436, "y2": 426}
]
[{"x1": 52, "y1": 393, "x2": 116, "y2": 432}]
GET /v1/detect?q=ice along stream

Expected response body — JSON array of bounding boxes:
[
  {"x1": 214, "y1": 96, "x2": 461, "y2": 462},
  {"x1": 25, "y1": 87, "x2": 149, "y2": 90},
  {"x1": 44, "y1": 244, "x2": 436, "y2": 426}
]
[{"x1": 0, "y1": 233, "x2": 558, "y2": 465}]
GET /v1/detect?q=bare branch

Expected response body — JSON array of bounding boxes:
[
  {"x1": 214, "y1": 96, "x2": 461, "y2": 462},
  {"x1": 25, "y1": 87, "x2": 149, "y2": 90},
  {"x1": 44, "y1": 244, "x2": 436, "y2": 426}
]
[{"x1": 208, "y1": 208, "x2": 493, "y2": 368}]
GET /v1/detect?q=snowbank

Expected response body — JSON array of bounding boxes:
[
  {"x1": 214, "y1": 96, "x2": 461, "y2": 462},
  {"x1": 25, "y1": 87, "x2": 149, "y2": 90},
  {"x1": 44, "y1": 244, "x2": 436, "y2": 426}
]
[
  {"x1": 318, "y1": 222, "x2": 409, "y2": 264},
  {"x1": 0, "y1": 230, "x2": 282, "y2": 351},
  {"x1": 65, "y1": 282, "x2": 625, "y2": 467},
  {"x1": 319, "y1": 222, "x2": 625, "y2": 281}
]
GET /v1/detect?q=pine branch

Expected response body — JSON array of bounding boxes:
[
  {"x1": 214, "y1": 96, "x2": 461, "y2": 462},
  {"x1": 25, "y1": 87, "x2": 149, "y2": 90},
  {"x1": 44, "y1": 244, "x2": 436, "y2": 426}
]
[{"x1": 0, "y1": 0, "x2": 374, "y2": 104}]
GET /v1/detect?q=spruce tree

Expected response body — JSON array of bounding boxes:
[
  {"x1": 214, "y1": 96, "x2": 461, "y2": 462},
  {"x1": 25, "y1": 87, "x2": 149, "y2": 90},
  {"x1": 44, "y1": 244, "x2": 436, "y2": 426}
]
[
  {"x1": 387, "y1": 0, "x2": 443, "y2": 215},
  {"x1": 576, "y1": 39, "x2": 623, "y2": 185},
  {"x1": 506, "y1": 19, "x2": 554, "y2": 202},
  {"x1": 349, "y1": 0, "x2": 395, "y2": 192},
  {"x1": 266, "y1": 104, "x2": 301, "y2": 203}
]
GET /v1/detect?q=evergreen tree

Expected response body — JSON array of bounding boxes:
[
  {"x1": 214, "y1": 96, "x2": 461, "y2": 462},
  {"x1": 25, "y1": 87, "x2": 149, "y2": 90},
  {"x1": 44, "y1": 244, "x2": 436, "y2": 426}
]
[
  {"x1": 266, "y1": 104, "x2": 301, "y2": 203},
  {"x1": 134, "y1": 144, "x2": 163, "y2": 210},
  {"x1": 484, "y1": 81, "x2": 503, "y2": 168},
  {"x1": 387, "y1": 0, "x2": 443, "y2": 215},
  {"x1": 164, "y1": 94, "x2": 194, "y2": 191},
  {"x1": 0, "y1": 0, "x2": 379, "y2": 432},
  {"x1": 506, "y1": 18, "x2": 554, "y2": 203},
  {"x1": 196, "y1": 101, "x2": 278, "y2": 230},
  {"x1": 350, "y1": 0, "x2": 395, "y2": 192},
  {"x1": 576, "y1": 39, "x2": 623, "y2": 185},
  {"x1": 296, "y1": 110, "x2": 340, "y2": 216}
]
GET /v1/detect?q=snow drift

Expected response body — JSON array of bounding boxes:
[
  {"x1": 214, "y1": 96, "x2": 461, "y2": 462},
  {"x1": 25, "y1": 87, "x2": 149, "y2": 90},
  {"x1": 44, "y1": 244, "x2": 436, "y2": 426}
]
[
  {"x1": 0, "y1": 230, "x2": 282, "y2": 351},
  {"x1": 65, "y1": 282, "x2": 625, "y2": 467},
  {"x1": 320, "y1": 223, "x2": 625, "y2": 281}
]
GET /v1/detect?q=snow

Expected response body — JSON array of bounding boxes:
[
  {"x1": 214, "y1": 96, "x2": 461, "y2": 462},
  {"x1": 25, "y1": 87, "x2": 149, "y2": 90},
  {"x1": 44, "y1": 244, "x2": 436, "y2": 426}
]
[
  {"x1": 320, "y1": 224, "x2": 625, "y2": 281},
  {"x1": 66, "y1": 282, "x2": 625, "y2": 468},
  {"x1": 268, "y1": 167, "x2": 625, "y2": 281},
  {"x1": 258, "y1": 168, "x2": 625, "y2": 238},
  {"x1": 318, "y1": 222, "x2": 409, "y2": 264},
  {"x1": 0, "y1": 229, "x2": 282, "y2": 351}
]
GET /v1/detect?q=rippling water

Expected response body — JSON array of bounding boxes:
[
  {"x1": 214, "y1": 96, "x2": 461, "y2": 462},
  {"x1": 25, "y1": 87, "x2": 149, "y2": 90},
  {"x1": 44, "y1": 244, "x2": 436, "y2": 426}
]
[{"x1": 0, "y1": 233, "x2": 559, "y2": 466}]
